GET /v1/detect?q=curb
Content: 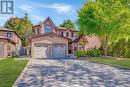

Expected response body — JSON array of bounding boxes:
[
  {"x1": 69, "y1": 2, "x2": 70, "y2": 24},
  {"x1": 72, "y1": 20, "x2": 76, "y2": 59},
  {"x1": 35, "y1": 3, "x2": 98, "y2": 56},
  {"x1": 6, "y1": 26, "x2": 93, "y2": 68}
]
[{"x1": 12, "y1": 58, "x2": 32, "y2": 87}]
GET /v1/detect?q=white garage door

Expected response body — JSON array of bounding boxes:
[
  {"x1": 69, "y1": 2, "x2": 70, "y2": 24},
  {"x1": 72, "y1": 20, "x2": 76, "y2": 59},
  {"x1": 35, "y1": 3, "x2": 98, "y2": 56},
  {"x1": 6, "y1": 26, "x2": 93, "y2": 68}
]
[
  {"x1": 0, "y1": 44, "x2": 4, "y2": 58},
  {"x1": 52, "y1": 45, "x2": 66, "y2": 58},
  {"x1": 34, "y1": 45, "x2": 49, "y2": 58}
]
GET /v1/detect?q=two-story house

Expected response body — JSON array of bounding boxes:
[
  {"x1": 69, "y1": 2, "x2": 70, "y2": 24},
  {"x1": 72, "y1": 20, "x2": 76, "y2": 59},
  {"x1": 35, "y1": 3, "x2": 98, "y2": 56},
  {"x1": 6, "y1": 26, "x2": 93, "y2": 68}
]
[
  {"x1": 30, "y1": 17, "x2": 101, "y2": 58},
  {"x1": 0, "y1": 27, "x2": 22, "y2": 58}
]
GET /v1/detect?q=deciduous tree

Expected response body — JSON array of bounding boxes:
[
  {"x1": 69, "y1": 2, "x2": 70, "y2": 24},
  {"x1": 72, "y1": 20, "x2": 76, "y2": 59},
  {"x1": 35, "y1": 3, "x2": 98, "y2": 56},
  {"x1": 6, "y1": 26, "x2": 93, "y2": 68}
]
[{"x1": 77, "y1": 0, "x2": 130, "y2": 56}]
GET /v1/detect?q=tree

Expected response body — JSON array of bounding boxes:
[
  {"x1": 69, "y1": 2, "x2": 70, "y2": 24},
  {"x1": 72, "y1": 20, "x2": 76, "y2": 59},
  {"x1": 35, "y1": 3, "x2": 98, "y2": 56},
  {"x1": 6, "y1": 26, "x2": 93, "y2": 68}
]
[
  {"x1": 77, "y1": 0, "x2": 130, "y2": 56},
  {"x1": 4, "y1": 13, "x2": 33, "y2": 46},
  {"x1": 60, "y1": 19, "x2": 75, "y2": 29}
]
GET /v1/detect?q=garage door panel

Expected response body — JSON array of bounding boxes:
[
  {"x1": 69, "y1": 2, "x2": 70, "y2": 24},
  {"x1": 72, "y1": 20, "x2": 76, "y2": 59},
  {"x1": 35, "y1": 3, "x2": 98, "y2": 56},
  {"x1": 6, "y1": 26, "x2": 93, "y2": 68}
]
[
  {"x1": 34, "y1": 45, "x2": 50, "y2": 58},
  {"x1": 52, "y1": 45, "x2": 66, "y2": 58}
]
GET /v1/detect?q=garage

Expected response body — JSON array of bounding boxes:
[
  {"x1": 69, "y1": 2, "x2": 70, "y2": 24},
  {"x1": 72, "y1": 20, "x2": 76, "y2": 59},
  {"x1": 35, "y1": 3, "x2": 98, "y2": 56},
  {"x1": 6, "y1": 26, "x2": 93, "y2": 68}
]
[
  {"x1": 52, "y1": 45, "x2": 66, "y2": 58},
  {"x1": 0, "y1": 44, "x2": 4, "y2": 57},
  {"x1": 31, "y1": 33, "x2": 69, "y2": 58},
  {"x1": 34, "y1": 45, "x2": 50, "y2": 58}
]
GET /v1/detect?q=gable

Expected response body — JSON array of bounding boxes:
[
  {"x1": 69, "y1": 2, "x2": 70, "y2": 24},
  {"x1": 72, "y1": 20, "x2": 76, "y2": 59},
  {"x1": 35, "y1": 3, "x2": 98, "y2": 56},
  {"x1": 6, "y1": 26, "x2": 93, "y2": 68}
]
[{"x1": 43, "y1": 17, "x2": 55, "y2": 28}]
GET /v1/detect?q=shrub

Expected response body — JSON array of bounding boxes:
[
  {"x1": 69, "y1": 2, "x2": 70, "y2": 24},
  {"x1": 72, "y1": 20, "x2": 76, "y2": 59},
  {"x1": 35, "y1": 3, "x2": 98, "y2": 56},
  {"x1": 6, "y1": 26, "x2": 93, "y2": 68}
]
[
  {"x1": 74, "y1": 48, "x2": 101, "y2": 58},
  {"x1": 74, "y1": 51, "x2": 86, "y2": 58},
  {"x1": 87, "y1": 48, "x2": 101, "y2": 57}
]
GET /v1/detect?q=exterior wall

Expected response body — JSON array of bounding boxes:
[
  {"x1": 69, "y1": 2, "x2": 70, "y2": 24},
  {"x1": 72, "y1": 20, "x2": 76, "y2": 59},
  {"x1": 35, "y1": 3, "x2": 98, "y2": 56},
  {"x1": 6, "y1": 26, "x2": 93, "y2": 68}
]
[
  {"x1": 58, "y1": 29, "x2": 77, "y2": 40},
  {"x1": 31, "y1": 35, "x2": 68, "y2": 58},
  {"x1": 0, "y1": 39, "x2": 16, "y2": 57},
  {"x1": 85, "y1": 36, "x2": 101, "y2": 50},
  {"x1": 0, "y1": 31, "x2": 21, "y2": 58},
  {"x1": 71, "y1": 36, "x2": 101, "y2": 53}
]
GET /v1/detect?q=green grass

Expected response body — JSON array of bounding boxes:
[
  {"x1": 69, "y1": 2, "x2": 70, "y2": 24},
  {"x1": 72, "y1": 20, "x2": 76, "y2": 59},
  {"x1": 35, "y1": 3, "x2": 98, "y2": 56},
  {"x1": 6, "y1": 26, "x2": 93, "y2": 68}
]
[
  {"x1": 0, "y1": 58, "x2": 28, "y2": 87},
  {"x1": 87, "y1": 57, "x2": 130, "y2": 69}
]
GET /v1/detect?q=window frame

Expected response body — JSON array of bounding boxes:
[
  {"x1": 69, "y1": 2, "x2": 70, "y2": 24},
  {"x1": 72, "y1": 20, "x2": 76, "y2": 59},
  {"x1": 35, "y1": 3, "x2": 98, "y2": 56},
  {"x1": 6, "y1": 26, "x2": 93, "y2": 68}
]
[
  {"x1": 45, "y1": 25, "x2": 52, "y2": 33},
  {"x1": 7, "y1": 32, "x2": 12, "y2": 39},
  {"x1": 66, "y1": 32, "x2": 69, "y2": 37}
]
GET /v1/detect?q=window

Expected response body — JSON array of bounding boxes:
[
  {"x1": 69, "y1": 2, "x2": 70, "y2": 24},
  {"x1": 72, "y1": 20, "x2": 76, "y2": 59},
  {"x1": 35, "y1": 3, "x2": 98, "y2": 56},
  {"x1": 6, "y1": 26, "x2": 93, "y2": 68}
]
[
  {"x1": 35, "y1": 28, "x2": 40, "y2": 34},
  {"x1": 66, "y1": 32, "x2": 69, "y2": 37},
  {"x1": 71, "y1": 33, "x2": 74, "y2": 38},
  {"x1": 45, "y1": 25, "x2": 52, "y2": 33},
  {"x1": 37, "y1": 29, "x2": 40, "y2": 34},
  {"x1": 7, "y1": 33, "x2": 12, "y2": 39},
  {"x1": 61, "y1": 32, "x2": 63, "y2": 36}
]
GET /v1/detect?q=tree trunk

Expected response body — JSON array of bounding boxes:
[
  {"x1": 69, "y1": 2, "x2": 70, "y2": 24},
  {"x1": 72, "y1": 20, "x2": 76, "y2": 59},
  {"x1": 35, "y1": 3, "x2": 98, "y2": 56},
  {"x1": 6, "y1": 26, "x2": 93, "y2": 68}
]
[
  {"x1": 104, "y1": 46, "x2": 108, "y2": 56},
  {"x1": 101, "y1": 37, "x2": 108, "y2": 57}
]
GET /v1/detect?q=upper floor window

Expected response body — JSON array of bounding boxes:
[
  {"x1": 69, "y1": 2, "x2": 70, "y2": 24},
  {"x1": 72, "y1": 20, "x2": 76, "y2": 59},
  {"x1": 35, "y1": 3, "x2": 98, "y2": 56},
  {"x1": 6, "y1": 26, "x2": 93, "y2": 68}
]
[
  {"x1": 71, "y1": 33, "x2": 74, "y2": 38},
  {"x1": 37, "y1": 29, "x2": 40, "y2": 34},
  {"x1": 66, "y1": 32, "x2": 69, "y2": 37},
  {"x1": 61, "y1": 32, "x2": 63, "y2": 36},
  {"x1": 45, "y1": 25, "x2": 52, "y2": 33},
  {"x1": 35, "y1": 28, "x2": 40, "y2": 34},
  {"x1": 7, "y1": 33, "x2": 12, "y2": 39}
]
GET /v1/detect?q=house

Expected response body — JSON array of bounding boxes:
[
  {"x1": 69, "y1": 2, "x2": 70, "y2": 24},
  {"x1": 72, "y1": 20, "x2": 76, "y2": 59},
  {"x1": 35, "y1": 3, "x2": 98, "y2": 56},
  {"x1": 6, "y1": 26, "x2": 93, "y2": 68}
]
[
  {"x1": 30, "y1": 17, "x2": 101, "y2": 58},
  {"x1": 0, "y1": 27, "x2": 22, "y2": 58}
]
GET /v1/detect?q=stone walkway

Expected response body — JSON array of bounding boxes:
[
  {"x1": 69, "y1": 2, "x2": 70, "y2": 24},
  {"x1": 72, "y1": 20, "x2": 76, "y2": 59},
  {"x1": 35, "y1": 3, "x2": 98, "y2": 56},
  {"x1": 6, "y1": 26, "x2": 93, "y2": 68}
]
[{"x1": 14, "y1": 58, "x2": 130, "y2": 87}]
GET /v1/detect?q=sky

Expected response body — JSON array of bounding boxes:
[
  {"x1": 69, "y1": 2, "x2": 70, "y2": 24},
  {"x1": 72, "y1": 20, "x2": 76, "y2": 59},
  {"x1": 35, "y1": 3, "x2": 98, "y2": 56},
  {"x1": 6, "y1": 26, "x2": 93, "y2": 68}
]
[{"x1": 0, "y1": 0, "x2": 85, "y2": 26}]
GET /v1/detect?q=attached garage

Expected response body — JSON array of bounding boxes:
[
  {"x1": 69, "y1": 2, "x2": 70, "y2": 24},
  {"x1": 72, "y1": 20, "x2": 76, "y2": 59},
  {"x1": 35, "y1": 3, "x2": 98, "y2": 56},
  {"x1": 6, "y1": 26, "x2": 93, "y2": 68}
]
[
  {"x1": 0, "y1": 44, "x2": 4, "y2": 57},
  {"x1": 31, "y1": 33, "x2": 69, "y2": 58}
]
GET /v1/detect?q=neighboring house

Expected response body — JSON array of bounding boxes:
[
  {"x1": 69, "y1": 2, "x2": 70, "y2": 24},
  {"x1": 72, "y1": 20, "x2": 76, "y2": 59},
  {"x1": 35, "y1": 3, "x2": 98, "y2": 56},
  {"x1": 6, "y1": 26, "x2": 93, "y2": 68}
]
[
  {"x1": 0, "y1": 27, "x2": 21, "y2": 58},
  {"x1": 30, "y1": 17, "x2": 101, "y2": 58}
]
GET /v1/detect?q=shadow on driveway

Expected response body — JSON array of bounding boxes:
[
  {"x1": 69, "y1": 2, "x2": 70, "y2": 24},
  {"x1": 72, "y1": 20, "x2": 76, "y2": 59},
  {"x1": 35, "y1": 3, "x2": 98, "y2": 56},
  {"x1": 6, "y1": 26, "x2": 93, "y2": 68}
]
[{"x1": 18, "y1": 58, "x2": 130, "y2": 87}]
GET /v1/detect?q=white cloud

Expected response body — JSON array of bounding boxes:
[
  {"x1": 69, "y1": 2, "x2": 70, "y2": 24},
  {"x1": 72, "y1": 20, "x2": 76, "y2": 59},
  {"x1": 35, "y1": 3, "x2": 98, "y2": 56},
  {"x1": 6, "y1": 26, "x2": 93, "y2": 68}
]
[
  {"x1": 19, "y1": 4, "x2": 34, "y2": 13},
  {"x1": 32, "y1": 3, "x2": 73, "y2": 14},
  {"x1": 49, "y1": 3, "x2": 73, "y2": 13}
]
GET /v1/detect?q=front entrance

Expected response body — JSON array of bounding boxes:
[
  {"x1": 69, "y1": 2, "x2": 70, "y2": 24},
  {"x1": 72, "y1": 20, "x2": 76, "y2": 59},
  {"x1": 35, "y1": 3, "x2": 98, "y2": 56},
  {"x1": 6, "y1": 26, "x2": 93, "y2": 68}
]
[
  {"x1": 34, "y1": 45, "x2": 50, "y2": 58},
  {"x1": 52, "y1": 45, "x2": 66, "y2": 58}
]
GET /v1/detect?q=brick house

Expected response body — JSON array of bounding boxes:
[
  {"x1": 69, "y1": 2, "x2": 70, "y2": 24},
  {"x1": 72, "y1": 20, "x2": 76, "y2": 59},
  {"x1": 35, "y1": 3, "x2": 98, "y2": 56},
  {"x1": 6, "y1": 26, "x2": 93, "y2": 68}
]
[
  {"x1": 30, "y1": 17, "x2": 101, "y2": 58},
  {"x1": 0, "y1": 27, "x2": 22, "y2": 58}
]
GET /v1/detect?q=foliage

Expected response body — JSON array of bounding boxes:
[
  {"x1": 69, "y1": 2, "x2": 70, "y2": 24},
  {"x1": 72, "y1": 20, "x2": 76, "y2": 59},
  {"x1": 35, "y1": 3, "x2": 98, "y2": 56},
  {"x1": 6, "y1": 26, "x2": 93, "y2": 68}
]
[
  {"x1": 4, "y1": 13, "x2": 33, "y2": 46},
  {"x1": 75, "y1": 48, "x2": 101, "y2": 58},
  {"x1": 108, "y1": 38, "x2": 130, "y2": 58},
  {"x1": 77, "y1": 0, "x2": 130, "y2": 56},
  {"x1": 60, "y1": 19, "x2": 75, "y2": 29},
  {"x1": 87, "y1": 48, "x2": 101, "y2": 57},
  {"x1": 75, "y1": 51, "x2": 86, "y2": 58}
]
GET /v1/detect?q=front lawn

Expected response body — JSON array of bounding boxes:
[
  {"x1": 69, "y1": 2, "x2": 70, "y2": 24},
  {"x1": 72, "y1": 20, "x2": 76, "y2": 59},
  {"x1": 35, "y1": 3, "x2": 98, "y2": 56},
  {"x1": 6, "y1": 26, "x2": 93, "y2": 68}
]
[
  {"x1": 0, "y1": 58, "x2": 28, "y2": 87},
  {"x1": 87, "y1": 57, "x2": 130, "y2": 69}
]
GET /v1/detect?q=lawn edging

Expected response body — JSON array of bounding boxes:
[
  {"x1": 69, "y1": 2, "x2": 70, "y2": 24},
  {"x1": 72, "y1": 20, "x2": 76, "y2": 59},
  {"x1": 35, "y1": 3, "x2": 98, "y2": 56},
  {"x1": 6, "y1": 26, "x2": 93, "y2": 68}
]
[{"x1": 12, "y1": 58, "x2": 32, "y2": 87}]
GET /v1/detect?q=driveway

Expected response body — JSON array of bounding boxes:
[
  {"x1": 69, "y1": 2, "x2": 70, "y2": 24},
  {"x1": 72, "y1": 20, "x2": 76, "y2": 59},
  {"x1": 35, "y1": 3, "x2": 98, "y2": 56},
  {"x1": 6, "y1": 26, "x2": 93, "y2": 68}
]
[{"x1": 14, "y1": 58, "x2": 130, "y2": 87}]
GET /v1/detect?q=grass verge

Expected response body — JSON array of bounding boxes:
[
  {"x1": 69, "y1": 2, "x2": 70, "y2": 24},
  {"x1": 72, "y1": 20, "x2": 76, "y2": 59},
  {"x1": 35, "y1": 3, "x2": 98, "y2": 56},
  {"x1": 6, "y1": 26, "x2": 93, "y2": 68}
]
[
  {"x1": 0, "y1": 58, "x2": 28, "y2": 87},
  {"x1": 87, "y1": 57, "x2": 130, "y2": 69}
]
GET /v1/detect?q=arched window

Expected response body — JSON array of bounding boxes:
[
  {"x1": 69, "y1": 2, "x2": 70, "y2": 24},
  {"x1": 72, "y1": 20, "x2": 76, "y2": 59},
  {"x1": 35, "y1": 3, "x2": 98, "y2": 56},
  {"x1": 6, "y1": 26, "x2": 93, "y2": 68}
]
[{"x1": 45, "y1": 25, "x2": 52, "y2": 33}]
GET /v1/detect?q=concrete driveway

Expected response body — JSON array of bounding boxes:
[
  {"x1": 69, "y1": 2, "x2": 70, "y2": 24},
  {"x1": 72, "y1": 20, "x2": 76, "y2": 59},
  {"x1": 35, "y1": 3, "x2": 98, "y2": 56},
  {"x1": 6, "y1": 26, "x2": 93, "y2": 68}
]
[{"x1": 14, "y1": 58, "x2": 130, "y2": 87}]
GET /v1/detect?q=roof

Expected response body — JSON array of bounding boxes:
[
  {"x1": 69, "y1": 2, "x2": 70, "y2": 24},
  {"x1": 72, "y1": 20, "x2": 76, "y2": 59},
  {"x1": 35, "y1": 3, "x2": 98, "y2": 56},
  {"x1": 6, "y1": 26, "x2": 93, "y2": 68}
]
[
  {"x1": 0, "y1": 36, "x2": 8, "y2": 39},
  {"x1": 32, "y1": 17, "x2": 77, "y2": 32},
  {"x1": 56, "y1": 26, "x2": 77, "y2": 32},
  {"x1": 30, "y1": 32, "x2": 71, "y2": 40},
  {"x1": 72, "y1": 35, "x2": 83, "y2": 42},
  {"x1": 43, "y1": 16, "x2": 55, "y2": 26},
  {"x1": 0, "y1": 27, "x2": 14, "y2": 32},
  {"x1": 0, "y1": 27, "x2": 21, "y2": 39},
  {"x1": 0, "y1": 36, "x2": 16, "y2": 44}
]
